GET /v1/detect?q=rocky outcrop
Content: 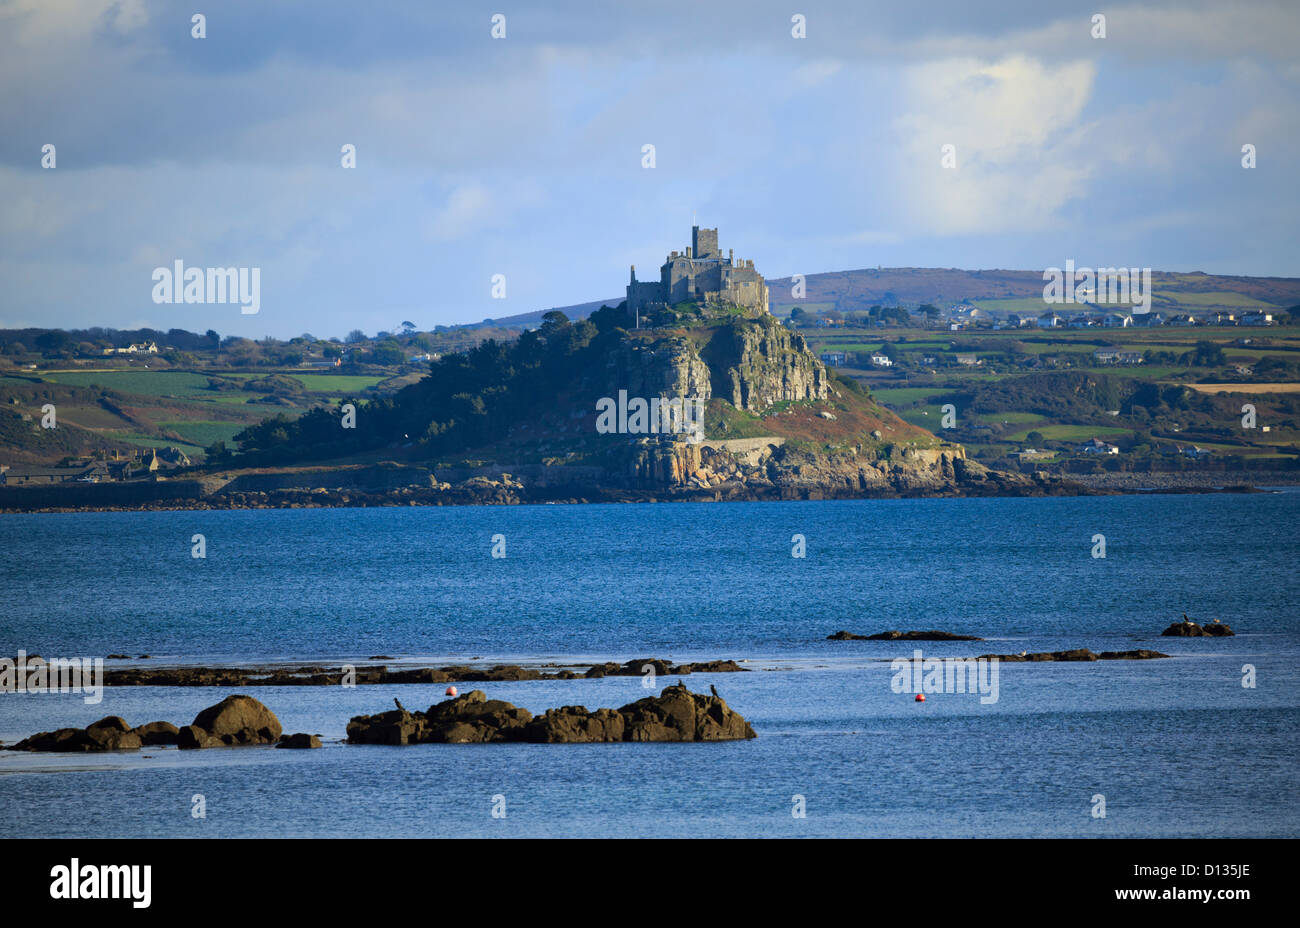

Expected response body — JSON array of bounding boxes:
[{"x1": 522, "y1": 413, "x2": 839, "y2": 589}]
[
  {"x1": 8, "y1": 696, "x2": 285, "y2": 753},
  {"x1": 11, "y1": 716, "x2": 176, "y2": 752},
  {"x1": 703, "y1": 317, "x2": 829, "y2": 412},
  {"x1": 346, "y1": 683, "x2": 756, "y2": 745},
  {"x1": 1161, "y1": 618, "x2": 1234, "y2": 637},
  {"x1": 134, "y1": 721, "x2": 180, "y2": 745},
  {"x1": 178, "y1": 695, "x2": 282, "y2": 749},
  {"x1": 100, "y1": 658, "x2": 747, "y2": 687},
  {"x1": 582, "y1": 658, "x2": 746, "y2": 678},
  {"x1": 609, "y1": 336, "x2": 713, "y2": 403},
  {"x1": 276, "y1": 733, "x2": 322, "y2": 749},
  {"x1": 975, "y1": 648, "x2": 1170, "y2": 661},
  {"x1": 828, "y1": 630, "x2": 982, "y2": 641}
]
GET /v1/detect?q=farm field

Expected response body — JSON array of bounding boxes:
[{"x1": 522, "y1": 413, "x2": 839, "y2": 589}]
[
  {"x1": 1004, "y1": 424, "x2": 1133, "y2": 442},
  {"x1": 1183, "y1": 382, "x2": 1300, "y2": 394}
]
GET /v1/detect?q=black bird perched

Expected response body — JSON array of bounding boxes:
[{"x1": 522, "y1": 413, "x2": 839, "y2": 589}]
[
  {"x1": 710, "y1": 685, "x2": 719, "y2": 698},
  {"x1": 394, "y1": 698, "x2": 407, "y2": 713}
]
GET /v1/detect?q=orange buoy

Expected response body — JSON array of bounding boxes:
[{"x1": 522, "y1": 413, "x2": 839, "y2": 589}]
[
  {"x1": 446, "y1": 686, "x2": 458, "y2": 697},
  {"x1": 915, "y1": 693, "x2": 925, "y2": 702}
]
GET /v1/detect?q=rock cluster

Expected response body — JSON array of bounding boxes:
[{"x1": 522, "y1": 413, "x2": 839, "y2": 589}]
[
  {"x1": 974, "y1": 648, "x2": 1170, "y2": 662},
  {"x1": 9, "y1": 716, "x2": 178, "y2": 753},
  {"x1": 828, "y1": 630, "x2": 982, "y2": 641},
  {"x1": 6, "y1": 695, "x2": 282, "y2": 753},
  {"x1": 1161, "y1": 619, "x2": 1234, "y2": 637},
  {"x1": 346, "y1": 682, "x2": 756, "y2": 745},
  {"x1": 100, "y1": 658, "x2": 747, "y2": 687}
]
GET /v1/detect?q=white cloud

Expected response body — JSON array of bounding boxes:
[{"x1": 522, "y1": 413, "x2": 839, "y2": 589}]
[{"x1": 889, "y1": 55, "x2": 1097, "y2": 234}]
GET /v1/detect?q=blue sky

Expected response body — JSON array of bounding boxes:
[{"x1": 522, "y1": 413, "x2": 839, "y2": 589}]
[{"x1": 1, "y1": 0, "x2": 1297, "y2": 338}]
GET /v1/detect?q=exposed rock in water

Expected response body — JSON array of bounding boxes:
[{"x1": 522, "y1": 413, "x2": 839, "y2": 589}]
[
  {"x1": 345, "y1": 682, "x2": 756, "y2": 745},
  {"x1": 178, "y1": 695, "x2": 283, "y2": 749},
  {"x1": 828, "y1": 629, "x2": 982, "y2": 641},
  {"x1": 582, "y1": 658, "x2": 746, "y2": 678},
  {"x1": 100, "y1": 657, "x2": 747, "y2": 687},
  {"x1": 11, "y1": 716, "x2": 178, "y2": 752},
  {"x1": 1161, "y1": 619, "x2": 1234, "y2": 637},
  {"x1": 975, "y1": 648, "x2": 1170, "y2": 662},
  {"x1": 276, "y1": 733, "x2": 322, "y2": 749},
  {"x1": 134, "y1": 721, "x2": 180, "y2": 745}
]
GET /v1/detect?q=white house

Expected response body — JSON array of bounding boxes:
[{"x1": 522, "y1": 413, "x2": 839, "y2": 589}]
[{"x1": 869, "y1": 353, "x2": 893, "y2": 367}]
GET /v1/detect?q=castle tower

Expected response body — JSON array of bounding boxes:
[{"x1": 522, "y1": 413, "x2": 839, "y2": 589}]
[{"x1": 692, "y1": 225, "x2": 720, "y2": 260}]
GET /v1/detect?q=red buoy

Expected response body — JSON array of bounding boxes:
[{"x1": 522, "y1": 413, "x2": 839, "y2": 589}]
[
  {"x1": 915, "y1": 693, "x2": 925, "y2": 702},
  {"x1": 446, "y1": 686, "x2": 458, "y2": 697}
]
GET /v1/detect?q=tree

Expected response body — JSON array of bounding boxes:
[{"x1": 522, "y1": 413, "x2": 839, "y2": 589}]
[
  {"x1": 204, "y1": 440, "x2": 232, "y2": 463},
  {"x1": 1188, "y1": 340, "x2": 1225, "y2": 367},
  {"x1": 401, "y1": 321, "x2": 416, "y2": 333},
  {"x1": 346, "y1": 329, "x2": 367, "y2": 344},
  {"x1": 367, "y1": 343, "x2": 405, "y2": 366},
  {"x1": 34, "y1": 331, "x2": 70, "y2": 353},
  {"x1": 540, "y1": 310, "x2": 570, "y2": 335}
]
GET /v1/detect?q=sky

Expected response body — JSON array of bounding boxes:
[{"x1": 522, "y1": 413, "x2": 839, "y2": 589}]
[{"x1": 1, "y1": 0, "x2": 1297, "y2": 339}]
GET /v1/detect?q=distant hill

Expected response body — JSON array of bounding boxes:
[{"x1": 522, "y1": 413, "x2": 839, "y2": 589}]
[
  {"x1": 765, "y1": 268, "x2": 1300, "y2": 318},
  {"x1": 477, "y1": 268, "x2": 1300, "y2": 331},
  {"x1": 462, "y1": 297, "x2": 621, "y2": 331}
]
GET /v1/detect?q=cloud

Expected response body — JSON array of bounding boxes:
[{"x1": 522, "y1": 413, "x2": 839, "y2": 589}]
[{"x1": 889, "y1": 55, "x2": 1097, "y2": 234}]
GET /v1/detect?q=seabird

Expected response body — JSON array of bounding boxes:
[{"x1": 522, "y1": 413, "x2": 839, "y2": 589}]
[{"x1": 710, "y1": 685, "x2": 719, "y2": 698}]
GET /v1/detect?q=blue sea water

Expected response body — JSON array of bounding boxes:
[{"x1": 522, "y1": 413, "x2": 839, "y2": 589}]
[{"x1": 1, "y1": 492, "x2": 1297, "y2": 837}]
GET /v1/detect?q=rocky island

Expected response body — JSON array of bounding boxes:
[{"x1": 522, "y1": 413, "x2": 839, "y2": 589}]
[
  {"x1": 0, "y1": 225, "x2": 1086, "y2": 514},
  {"x1": 828, "y1": 629, "x2": 983, "y2": 641},
  {"x1": 1161, "y1": 617, "x2": 1235, "y2": 637},
  {"x1": 94, "y1": 657, "x2": 747, "y2": 687},
  {"x1": 5, "y1": 695, "x2": 315, "y2": 752},
  {"x1": 347, "y1": 682, "x2": 756, "y2": 744}
]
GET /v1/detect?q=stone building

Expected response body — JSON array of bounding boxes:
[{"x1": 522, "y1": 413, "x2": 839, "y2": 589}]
[{"x1": 627, "y1": 225, "x2": 769, "y2": 318}]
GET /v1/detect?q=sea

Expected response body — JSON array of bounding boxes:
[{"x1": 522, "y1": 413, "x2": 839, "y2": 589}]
[{"x1": 1, "y1": 491, "x2": 1297, "y2": 838}]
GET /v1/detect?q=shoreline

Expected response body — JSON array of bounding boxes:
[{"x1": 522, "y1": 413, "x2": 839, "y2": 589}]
[{"x1": 0, "y1": 478, "x2": 1276, "y2": 515}]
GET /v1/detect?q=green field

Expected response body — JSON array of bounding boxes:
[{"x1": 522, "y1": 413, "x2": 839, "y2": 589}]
[
  {"x1": 1151, "y1": 290, "x2": 1278, "y2": 309},
  {"x1": 119, "y1": 435, "x2": 206, "y2": 455},
  {"x1": 976, "y1": 411, "x2": 1044, "y2": 425},
  {"x1": 157, "y1": 420, "x2": 247, "y2": 447},
  {"x1": 287, "y1": 374, "x2": 385, "y2": 392},
  {"x1": 41, "y1": 369, "x2": 384, "y2": 396},
  {"x1": 1005, "y1": 424, "x2": 1132, "y2": 442},
  {"x1": 970, "y1": 297, "x2": 1054, "y2": 315},
  {"x1": 43, "y1": 370, "x2": 215, "y2": 396},
  {"x1": 871, "y1": 387, "x2": 951, "y2": 406}
]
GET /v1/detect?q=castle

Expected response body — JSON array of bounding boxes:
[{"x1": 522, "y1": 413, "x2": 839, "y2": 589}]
[{"x1": 627, "y1": 225, "x2": 770, "y2": 319}]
